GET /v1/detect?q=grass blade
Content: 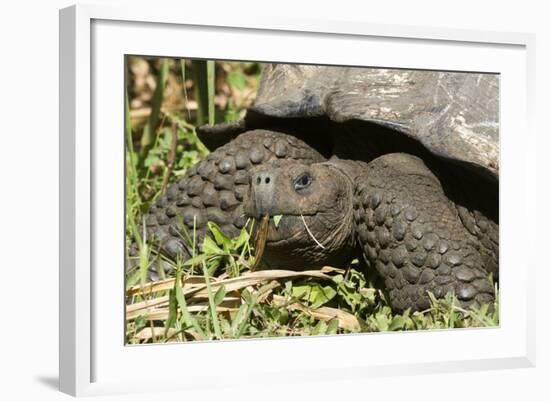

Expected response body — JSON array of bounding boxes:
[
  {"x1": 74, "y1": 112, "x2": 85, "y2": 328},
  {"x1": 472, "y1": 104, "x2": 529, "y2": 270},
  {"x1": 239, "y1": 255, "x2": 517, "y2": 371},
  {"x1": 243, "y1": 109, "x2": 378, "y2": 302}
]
[
  {"x1": 125, "y1": 89, "x2": 133, "y2": 146},
  {"x1": 172, "y1": 265, "x2": 206, "y2": 339},
  {"x1": 202, "y1": 261, "x2": 222, "y2": 339},
  {"x1": 191, "y1": 60, "x2": 208, "y2": 126},
  {"x1": 207, "y1": 60, "x2": 215, "y2": 125},
  {"x1": 180, "y1": 59, "x2": 191, "y2": 120},
  {"x1": 140, "y1": 58, "x2": 169, "y2": 162}
]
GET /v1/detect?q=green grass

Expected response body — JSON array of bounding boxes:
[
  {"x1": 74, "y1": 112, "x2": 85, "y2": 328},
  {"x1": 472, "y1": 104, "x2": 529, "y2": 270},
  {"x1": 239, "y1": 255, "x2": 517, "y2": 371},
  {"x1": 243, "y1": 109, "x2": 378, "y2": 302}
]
[
  {"x1": 125, "y1": 219, "x2": 499, "y2": 344},
  {"x1": 125, "y1": 57, "x2": 499, "y2": 344}
]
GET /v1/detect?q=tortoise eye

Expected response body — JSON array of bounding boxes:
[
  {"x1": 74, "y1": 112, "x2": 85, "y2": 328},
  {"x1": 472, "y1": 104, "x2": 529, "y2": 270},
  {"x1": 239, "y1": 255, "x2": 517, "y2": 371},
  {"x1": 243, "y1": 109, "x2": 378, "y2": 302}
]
[{"x1": 294, "y1": 173, "x2": 312, "y2": 191}]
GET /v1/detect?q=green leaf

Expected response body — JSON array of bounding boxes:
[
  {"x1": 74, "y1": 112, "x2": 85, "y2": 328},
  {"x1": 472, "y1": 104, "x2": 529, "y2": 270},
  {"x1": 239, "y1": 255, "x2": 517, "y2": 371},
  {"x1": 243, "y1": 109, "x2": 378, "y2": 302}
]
[
  {"x1": 236, "y1": 289, "x2": 258, "y2": 338},
  {"x1": 277, "y1": 308, "x2": 289, "y2": 325},
  {"x1": 207, "y1": 222, "x2": 232, "y2": 249},
  {"x1": 174, "y1": 278, "x2": 206, "y2": 339},
  {"x1": 202, "y1": 261, "x2": 222, "y2": 339},
  {"x1": 291, "y1": 285, "x2": 309, "y2": 299},
  {"x1": 389, "y1": 315, "x2": 406, "y2": 331},
  {"x1": 360, "y1": 288, "x2": 377, "y2": 304},
  {"x1": 292, "y1": 284, "x2": 337, "y2": 308},
  {"x1": 138, "y1": 241, "x2": 150, "y2": 285},
  {"x1": 284, "y1": 280, "x2": 293, "y2": 294},
  {"x1": 206, "y1": 259, "x2": 221, "y2": 277},
  {"x1": 233, "y1": 226, "x2": 250, "y2": 250},
  {"x1": 241, "y1": 289, "x2": 253, "y2": 305},
  {"x1": 227, "y1": 70, "x2": 246, "y2": 91},
  {"x1": 165, "y1": 289, "x2": 177, "y2": 331},
  {"x1": 160, "y1": 128, "x2": 172, "y2": 150},
  {"x1": 327, "y1": 318, "x2": 339, "y2": 334},
  {"x1": 230, "y1": 303, "x2": 248, "y2": 335},
  {"x1": 214, "y1": 285, "x2": 226, "y2": 306},
  {"x1": 182, "y1": 253, "x2": 211, "y2": 267},
  {"x1": 478, "y1": 303, "x2": 489, "y2": 317},
  {"x1": 374, "y1": 313, "x2": 390, "y2": 331},
  {"x1": 312, "y1": 320, "x2": 327, "y2": 336},
  {"x1": 202, "y1": 235, "x2": 223, "y2": 255},
  {"x1": 273, "y1": 214, "x2": 282, "y2": 228}
]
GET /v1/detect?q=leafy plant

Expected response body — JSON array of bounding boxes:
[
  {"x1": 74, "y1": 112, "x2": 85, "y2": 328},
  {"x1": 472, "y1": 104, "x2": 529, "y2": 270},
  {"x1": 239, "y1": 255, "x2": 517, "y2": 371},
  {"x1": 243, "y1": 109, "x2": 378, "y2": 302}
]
[{"x1": 126, "y1": 222, "x2": 499, "y2": 343}]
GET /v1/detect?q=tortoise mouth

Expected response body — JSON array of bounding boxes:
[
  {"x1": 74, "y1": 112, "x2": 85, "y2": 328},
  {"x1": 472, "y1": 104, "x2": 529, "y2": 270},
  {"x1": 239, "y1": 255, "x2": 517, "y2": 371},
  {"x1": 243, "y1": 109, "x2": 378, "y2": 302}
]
[
  {"x1": 250, "y1": 212, "x2": 317, "y2": 222},
  {"x1": 265, "y1": 231, "x2": 302, "y2": 245},
  {"x1": 256, "y1": 213, "x2": 319, "y2": 245}
]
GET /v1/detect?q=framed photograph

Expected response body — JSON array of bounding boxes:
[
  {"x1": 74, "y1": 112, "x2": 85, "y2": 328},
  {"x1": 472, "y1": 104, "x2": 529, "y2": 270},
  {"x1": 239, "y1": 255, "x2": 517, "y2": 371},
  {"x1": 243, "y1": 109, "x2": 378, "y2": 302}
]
[{"x1": 59, "y1": 4, "x2": 536, "y2": 396}]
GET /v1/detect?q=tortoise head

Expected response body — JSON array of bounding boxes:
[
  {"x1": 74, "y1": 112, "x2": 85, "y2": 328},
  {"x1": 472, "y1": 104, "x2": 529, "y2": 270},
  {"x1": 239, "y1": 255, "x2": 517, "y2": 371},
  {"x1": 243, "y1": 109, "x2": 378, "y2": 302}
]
[{"x1": 244, "y1": 159, "x2": 359, "y2": 269}]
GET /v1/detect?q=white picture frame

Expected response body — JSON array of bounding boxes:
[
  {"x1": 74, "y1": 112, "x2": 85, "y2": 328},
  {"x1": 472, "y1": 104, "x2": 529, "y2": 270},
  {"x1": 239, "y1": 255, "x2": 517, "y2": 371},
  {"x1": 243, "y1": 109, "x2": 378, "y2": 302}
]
[{"x1": 59, "y1": 4, "x2": 536, "y2": 397}]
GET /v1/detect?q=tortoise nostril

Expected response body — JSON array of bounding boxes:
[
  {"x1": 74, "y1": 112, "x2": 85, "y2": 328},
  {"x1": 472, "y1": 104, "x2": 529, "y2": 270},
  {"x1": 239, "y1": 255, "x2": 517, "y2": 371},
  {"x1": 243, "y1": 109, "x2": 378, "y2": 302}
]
[{"x1": 254, "y1": 172, "x2": 272, "y2": 185}]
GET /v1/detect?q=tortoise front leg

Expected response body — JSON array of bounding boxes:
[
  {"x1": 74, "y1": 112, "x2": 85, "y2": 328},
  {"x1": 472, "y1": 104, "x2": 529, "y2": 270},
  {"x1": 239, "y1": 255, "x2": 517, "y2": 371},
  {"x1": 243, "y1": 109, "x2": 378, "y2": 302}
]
[
  {"x1": 353, "y1": 153, "x2": 496, "y2": 313},
  {"x1": 129, "y1": 129, "x2": 325, "y2": 279}
]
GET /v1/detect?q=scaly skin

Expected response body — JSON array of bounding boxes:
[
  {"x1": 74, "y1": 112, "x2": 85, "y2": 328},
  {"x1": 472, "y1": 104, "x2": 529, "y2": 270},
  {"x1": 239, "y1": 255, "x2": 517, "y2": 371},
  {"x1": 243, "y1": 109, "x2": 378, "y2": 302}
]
[{"x1": 353, "y1": 153, "x2": 496, "y2": 312}]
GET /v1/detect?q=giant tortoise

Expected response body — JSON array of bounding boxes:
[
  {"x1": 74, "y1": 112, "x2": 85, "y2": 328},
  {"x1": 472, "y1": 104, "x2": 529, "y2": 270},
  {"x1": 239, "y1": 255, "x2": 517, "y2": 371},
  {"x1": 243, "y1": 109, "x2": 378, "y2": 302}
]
[{"x1": 131, "y1": 64, "x2": 499, "y2": 313}]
